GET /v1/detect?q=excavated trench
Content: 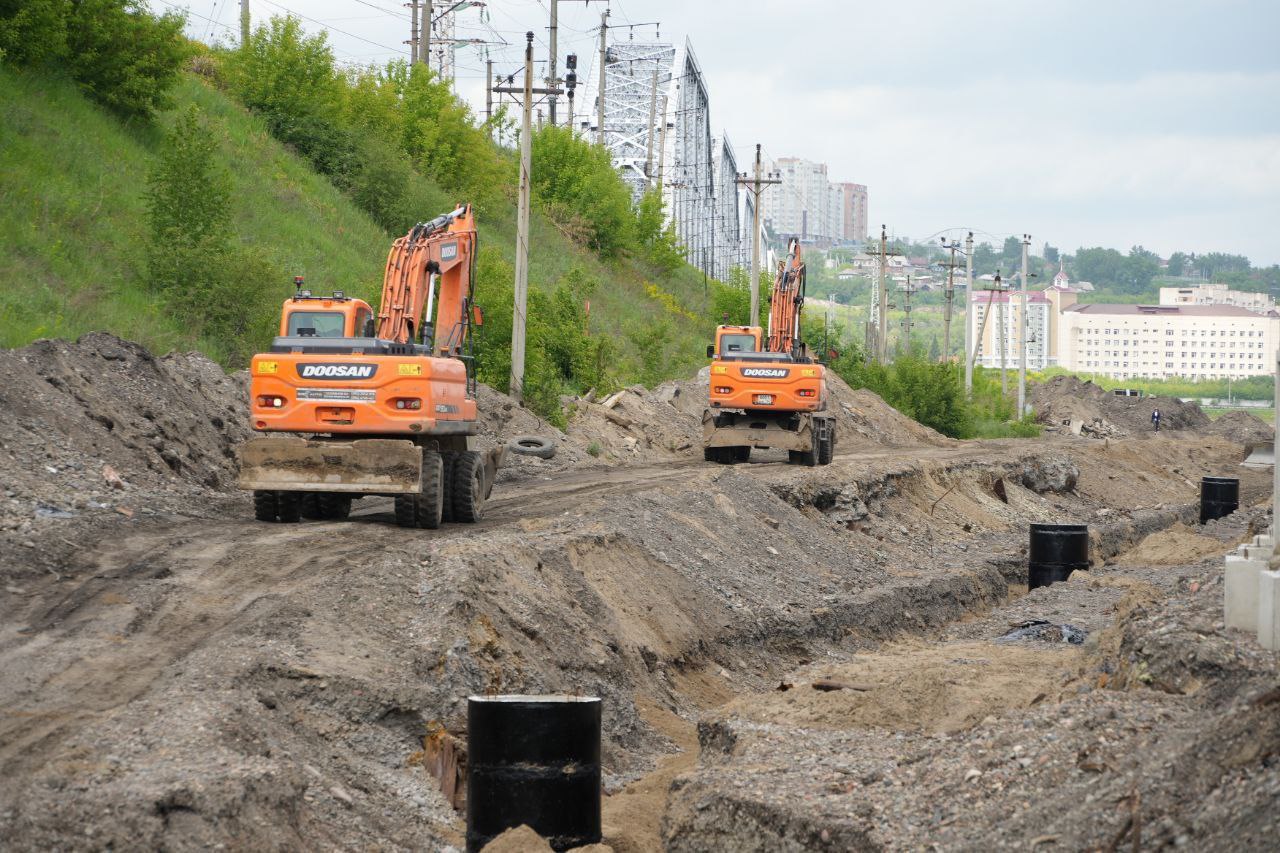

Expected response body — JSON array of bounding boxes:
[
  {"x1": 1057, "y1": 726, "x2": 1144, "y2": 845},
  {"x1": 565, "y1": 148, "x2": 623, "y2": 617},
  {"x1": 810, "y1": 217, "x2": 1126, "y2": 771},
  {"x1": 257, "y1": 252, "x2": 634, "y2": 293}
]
[{"x1": 0, "y1": 432, "x2": 1265, "y2": 851}]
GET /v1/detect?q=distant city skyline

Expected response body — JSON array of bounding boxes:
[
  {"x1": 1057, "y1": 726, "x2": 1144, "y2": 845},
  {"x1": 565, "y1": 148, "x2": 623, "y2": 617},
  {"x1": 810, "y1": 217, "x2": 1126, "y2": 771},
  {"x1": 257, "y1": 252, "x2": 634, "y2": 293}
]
[{"x1": 167, "y1": 1, "x2": 1280, "y2": 265}]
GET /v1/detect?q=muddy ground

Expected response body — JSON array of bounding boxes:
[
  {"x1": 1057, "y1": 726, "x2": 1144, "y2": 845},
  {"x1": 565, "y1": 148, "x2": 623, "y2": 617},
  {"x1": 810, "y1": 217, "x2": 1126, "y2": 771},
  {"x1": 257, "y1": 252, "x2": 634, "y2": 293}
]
[{"x1": 1, "y1": 334, "x2": 1277, "y2": 851}]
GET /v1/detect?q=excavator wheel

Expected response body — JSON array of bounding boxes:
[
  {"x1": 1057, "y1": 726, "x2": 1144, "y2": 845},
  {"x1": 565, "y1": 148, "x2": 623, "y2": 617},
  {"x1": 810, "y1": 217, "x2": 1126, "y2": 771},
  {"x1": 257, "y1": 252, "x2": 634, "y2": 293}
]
[
  {"x1": 394, "y1": 495, "x2": 417, "y2": 528},
  {"x1": 253, "y1": 490, "x2": 278, "y2": 522},
  {"x1": 414, "y1": 452, "x2": 444, "y2": 530},
  {"x1": 318, "y1": 493, "x2": 352, "y2": 520},
  {"x1": 440, "y1": 451, "x2": 458, "y2": 523},
  {"x1": 276, "y1": 490, "x2": 302, "y2": 523},
  {"x1": 300, "y1": 492, "x2": 324, "y2": 520},
  {"x1": 818, "y1": 431, "x2": 834, "y2": 465},
  {"x1": 452, "y1": 450, "x2": 486, "y2": 523}
]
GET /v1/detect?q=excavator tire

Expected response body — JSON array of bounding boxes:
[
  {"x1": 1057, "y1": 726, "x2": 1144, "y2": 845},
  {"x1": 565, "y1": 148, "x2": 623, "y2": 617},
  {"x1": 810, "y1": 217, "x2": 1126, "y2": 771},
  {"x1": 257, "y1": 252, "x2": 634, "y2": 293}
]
[
  {"x1": 415, "y1": 451, "x2": 444, "y2": 529},
  {"x1": 300, "y1": 492, "x2": 324, "y2": 520},
  {"x1": 440, "y1": 451, "x2": 458, "y2": 523},
  {"x1": 394, "y1": 495, "x2": 416, "y2": 528},
  {"x1": 318, "y1": 493, "x2": 352, "y2": 520},
  {"x1": 452, "y1": 450, "x2": 486, "y2": 523},
  {"x1": 253, "y1": 490, "x2": 278, "y2": 522},
  {"x1": 276, "y1": 490, "x2": 302, "y2": 523},
  {"x1": 818, "y1": 432, "x2": 834, "y2": 465}
]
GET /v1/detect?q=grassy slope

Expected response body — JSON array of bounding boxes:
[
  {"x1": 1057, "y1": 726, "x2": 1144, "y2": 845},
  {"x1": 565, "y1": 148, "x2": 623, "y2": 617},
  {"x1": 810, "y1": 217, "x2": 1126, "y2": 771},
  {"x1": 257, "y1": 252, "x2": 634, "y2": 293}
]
[{"x1": 0, "y1": 66, "x2": 709, "y2": 379}]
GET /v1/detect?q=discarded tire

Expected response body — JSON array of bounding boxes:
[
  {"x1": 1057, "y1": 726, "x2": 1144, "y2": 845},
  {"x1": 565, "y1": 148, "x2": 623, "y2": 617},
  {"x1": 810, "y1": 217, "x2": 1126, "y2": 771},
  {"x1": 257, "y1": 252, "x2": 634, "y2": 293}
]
[
  {"x1": 1028, "y1": 523, "x2": 1088, "y2": 590},
  {"x1": 466, "y1": 694, "x2": 601, "y2": 852},
  {"x1": 1200, "y1": 476, "x2": 1239, "y2": 524},
  {"x1": 508, "y1": 434, "x2": 557, "y2": 459}
]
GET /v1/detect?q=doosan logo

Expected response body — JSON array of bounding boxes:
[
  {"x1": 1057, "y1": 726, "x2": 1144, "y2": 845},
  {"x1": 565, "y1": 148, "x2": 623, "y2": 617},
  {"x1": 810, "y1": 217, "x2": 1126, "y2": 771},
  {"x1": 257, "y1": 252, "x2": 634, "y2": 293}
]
[
  {"x1": 299, "y1": 363, "x2": 377, "y2": 380},
  {"x1": 741, "y1": 367, "x2": 789, "y2": 379}
]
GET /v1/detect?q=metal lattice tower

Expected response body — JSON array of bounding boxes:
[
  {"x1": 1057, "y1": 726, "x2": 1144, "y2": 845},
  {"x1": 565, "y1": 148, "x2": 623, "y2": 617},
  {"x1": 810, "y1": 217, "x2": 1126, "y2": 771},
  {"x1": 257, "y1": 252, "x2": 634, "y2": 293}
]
[
  {"x1": 712, "y1": 135, "x2": 742, "y2": 280},
  {"x1": 599, "y1": 41, "x2": 675, "y2": 199},
  {"x1": 664, "y1": 39, "x2": 715, "y2": 278}
]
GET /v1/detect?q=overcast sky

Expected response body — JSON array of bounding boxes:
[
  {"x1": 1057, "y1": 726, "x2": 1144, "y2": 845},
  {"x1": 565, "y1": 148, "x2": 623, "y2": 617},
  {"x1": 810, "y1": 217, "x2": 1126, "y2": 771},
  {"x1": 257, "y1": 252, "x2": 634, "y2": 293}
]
[{"x1": 169, "y1": 0, "x2": 1280, "y2": 263}]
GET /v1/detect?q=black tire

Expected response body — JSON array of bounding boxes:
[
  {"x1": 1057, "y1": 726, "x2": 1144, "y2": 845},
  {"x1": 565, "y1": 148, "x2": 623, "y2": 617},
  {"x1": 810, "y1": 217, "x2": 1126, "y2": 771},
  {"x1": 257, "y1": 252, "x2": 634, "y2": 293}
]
[
  {"x1": 703, "y1": 446, "x2": 717, "y2": 462},
  {"x1": 300, "y1": 492, "x2": 323, "y2": 520},
  {"x1": 452, "y1": 450, "x2": 485, "y2": 523},
  {"x1": 318, "y1": 493, "x2": 351, "y2": 520},
  {"x1": 733, "y1": 446, "x2": 750, "y2": 463},
  {"x1": 415, "y1": 451, "x2": 444, "y2": 530},
  {"x1": 253, "y1": 490, "x2": 278, "y2": 522},
  {"x1": 508, "y1": 434, "x2": 557, "y2": 459},
  {"x1": 440, "y1": 451, "x2": 458, "y2": 523},
  {"x1": 394, "y1": 495, "x2": 417, "y2": 528},
  {"x1": 276, "y1": 490, "x2": 302, "y2": 523},
  {"x1": 818, "y1": 431, "x2": 834, "y2": 465}
]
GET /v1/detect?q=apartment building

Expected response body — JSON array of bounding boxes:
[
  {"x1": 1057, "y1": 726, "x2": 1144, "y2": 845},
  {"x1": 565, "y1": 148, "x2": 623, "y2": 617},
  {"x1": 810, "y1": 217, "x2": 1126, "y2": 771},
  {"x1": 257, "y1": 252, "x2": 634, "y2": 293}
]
[
  {"x1": 1058, "y1": 304, "x2": 1280, "y2": 381},
  {"x1": 768, "y1": 158, "x2": 868, "y2": 245},
  {"x1": 1159, "y1": 282, "x2": 1275, "y2": 314},
  {"x1": 835, "y1": 182, "x2": 868, "y2": 243}
]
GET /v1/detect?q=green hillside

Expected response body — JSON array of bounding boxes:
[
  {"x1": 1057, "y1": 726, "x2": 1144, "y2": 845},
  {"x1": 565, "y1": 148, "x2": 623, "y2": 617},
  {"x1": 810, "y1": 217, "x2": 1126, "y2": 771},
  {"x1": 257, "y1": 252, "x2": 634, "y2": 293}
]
[{"x1": 0, "y1": 63, "x2": 712, "y2": 388}]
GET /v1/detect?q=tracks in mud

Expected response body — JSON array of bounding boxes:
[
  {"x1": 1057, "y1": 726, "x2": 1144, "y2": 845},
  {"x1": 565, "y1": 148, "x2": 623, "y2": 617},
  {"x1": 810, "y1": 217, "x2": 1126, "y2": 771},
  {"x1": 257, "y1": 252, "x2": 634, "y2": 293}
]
[{"x1": 0, "y1": 434, "x2": 1265, "y2": 850}]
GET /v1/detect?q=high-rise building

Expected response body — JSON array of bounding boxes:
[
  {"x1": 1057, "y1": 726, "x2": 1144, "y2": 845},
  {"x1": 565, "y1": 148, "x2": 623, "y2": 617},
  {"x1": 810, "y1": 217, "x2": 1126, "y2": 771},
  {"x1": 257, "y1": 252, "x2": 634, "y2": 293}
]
[
  {"x1": 836, "y1": 182, "x2": 868, "y2": 243},
  {"x1": 771, "y1": 157, "x2": 836, "y2": 243}
]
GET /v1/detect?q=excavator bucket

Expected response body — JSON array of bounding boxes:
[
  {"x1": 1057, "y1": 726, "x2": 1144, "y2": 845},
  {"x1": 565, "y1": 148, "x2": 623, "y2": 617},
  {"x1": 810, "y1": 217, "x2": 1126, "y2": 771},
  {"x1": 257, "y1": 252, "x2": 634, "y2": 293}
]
[{"x1": 238, "y1": 436, "x2": 423, "y2": 493}]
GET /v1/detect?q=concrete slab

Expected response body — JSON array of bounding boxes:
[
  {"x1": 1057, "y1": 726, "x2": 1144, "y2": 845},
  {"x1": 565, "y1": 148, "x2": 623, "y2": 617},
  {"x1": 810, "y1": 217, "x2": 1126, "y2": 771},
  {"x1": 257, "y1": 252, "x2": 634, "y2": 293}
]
[
  {"x1": 1258, "y1": 569, "x2": 1280, "y2": 651},
  {"x1": 1225, "y1": 555, "x2": 1266, "y2": 632}
]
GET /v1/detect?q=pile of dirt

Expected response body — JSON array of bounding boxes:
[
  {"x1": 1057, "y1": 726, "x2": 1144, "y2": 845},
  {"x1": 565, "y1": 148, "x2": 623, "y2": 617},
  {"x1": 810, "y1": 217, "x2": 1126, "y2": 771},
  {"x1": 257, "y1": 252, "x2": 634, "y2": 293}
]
[
  {"x1": 563, "y1": 368, "x2": 950, "y2": 463},
  {"x1": 473, "y1": 383, "x2": 594, "y2": 480},
  {"x1": 1114, "y1": 522, "x2": 1234, "y2": 565},
  {"x1": 0, "y1": 333, "x2": 248, "y2": 537},
  {"x1": 1030, "y1": 374, "x2": 1209, "y2": 438},
  {"x1": 1201, "y1": 409, "x2": 1274, "y2": 446}
]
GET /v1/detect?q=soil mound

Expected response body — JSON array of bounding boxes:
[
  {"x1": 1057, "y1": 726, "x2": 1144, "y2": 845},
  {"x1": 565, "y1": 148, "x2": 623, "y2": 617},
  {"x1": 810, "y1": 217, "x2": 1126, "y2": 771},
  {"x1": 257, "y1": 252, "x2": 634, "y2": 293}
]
[
  {"x1": 1030, "y1": 375, "x2": 1208, "y2": 438},
  {"x1": 564, "y1": 368, "x2": 950, "y2": 462},
  {"x1": 1201, "y1": 409, "x2": 1274, "y2": 446},
  {"x1": 0, "y1": 333, "x2": 248, "y2": 526},
  {"x1": 1115, "y1": 522, "x2": 1231, "y2": 565}
]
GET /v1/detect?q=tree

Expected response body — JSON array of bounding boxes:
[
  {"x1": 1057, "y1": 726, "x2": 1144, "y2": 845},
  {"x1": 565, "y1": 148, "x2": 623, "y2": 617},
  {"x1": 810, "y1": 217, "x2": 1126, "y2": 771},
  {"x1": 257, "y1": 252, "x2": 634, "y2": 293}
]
[
  {"x1": 1196, "y1": 252, "x2": 1250, "y2": 280},
  {"x1": 1043, "y1": 244, "x2": 1059, "y2": 264},
  {"x1": 530, "y1": 125, "x2": 636, "y2": 256},
  {"x1": 1167, "y1": 251, "x2": 1187, "y2": 277},
  {"x1": 0, "y1": 0, "x2": 68, "y2": 65}
]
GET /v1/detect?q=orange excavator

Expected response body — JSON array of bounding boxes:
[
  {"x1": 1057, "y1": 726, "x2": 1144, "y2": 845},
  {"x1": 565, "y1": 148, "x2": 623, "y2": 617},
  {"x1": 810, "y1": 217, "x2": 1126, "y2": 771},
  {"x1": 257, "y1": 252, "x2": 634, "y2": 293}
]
[
  {"x1": 237, "y1": 204, "x2": 502, "y2": 527},
  {"x1": 703, "y1": 238, "x2": 835, "y2": 465}
]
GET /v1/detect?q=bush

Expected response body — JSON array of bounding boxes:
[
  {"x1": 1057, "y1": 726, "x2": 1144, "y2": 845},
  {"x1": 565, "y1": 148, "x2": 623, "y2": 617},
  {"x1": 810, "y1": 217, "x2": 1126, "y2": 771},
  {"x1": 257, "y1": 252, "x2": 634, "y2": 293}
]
[
  {"x1": 636, "y1": 189, "x2": 684, "y2": 272},
  {"x1": 530, "y1": 124, "x2": 636, "y2": 256},
  {"x1": 145, "y1": 105, "x2": 278, "y2": 365},
  {"x1": 226, "y1": 16, "x2": 353, "y2": 178},
  {"x1": 1, "y1": 0, "x2": 187, "y2": 118},
  {"x1": 832, "y1": 349, "x2": 974, "y2": 438}
]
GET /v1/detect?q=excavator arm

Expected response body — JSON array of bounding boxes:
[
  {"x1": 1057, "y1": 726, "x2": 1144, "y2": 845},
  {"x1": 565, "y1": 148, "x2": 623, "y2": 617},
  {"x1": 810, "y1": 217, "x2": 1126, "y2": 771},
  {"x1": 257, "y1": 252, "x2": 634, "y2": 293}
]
[
  {"x1": 376, "y1": 204, "x2": 478, "y2": 354},
  {"x1": 766, "y1": 238, "x2": 806, "y2": 358}
]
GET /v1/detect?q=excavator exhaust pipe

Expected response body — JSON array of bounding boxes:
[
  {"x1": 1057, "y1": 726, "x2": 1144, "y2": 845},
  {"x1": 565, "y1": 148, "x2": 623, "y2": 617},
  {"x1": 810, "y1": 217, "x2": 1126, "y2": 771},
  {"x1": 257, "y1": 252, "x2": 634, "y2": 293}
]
[{"x1": 238, "y1": 436, "x2": 424, "y2": 493}]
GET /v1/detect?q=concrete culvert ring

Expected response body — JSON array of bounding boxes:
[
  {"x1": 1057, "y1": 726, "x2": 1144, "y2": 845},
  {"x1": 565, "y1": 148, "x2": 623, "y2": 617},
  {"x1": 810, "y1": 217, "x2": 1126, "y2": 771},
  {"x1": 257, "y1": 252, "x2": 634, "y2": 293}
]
[{"x1": 508, "y1": 434, "x2": 557, "y2": 459}]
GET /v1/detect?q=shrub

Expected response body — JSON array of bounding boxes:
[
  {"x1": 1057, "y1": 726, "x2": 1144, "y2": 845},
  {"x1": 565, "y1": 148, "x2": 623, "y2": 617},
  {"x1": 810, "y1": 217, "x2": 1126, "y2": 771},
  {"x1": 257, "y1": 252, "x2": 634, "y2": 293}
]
[
  {"x1": 1, "y1": 0, "x2": 187, "y2": 118},
  {"x1": 530, "y1": 124, "x2": 636, "y2": 256}
]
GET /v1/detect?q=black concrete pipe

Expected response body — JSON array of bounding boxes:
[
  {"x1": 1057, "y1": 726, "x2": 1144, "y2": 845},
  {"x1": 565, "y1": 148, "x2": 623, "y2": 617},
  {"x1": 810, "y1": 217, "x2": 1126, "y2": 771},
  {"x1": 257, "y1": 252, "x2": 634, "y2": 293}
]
[
  {"x1": 1200, "y1": 476, "x2": 1240, "y2": 525},
  {"x1": 466, "y1": 694, "x2": 602, "y2": 852},
  {"x1": 1028, "y1": 523, "x2": 1089, "y2": 589}
]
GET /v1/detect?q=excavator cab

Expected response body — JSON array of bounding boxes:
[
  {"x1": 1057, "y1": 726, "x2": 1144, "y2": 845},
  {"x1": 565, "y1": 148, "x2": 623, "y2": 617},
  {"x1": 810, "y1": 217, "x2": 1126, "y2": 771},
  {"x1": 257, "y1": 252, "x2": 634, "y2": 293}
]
[{"x1": 278, "y1": 285, "x2": 373, "y2": 339}]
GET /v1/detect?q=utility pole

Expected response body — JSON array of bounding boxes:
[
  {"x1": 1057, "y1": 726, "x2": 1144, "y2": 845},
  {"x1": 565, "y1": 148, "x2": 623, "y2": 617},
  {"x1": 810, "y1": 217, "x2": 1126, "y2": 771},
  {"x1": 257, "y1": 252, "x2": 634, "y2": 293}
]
[
  {"x1": 510, "y1": 32, "x2": 534, "y2": 402},
  {"x1": 240, "y1": 0, "x2": 250, "y2": 46},
  {"x1": 736, "y1": 144, "x2": 781, "y2": 328},
  {"x1": 423, "y1": 1, "x2": 432, "y2": 70},
  {"x1": 548, "y1": 0, "x2": 558, "y2": 125},
  {"x1": 407, "y1": 1, "x2": 419, "y2": 63},
  {"x1": 596, "y1": 10, "x2": 609, "y2": 146},
  {"x1": 940, "y1": 238, "x2": 963, "y2": 364},
  {"x1": 655, "y1": 93, "x2": 668, "y2": 187},
  {"x1": 1018, "y1": 233, "x2": 1030, "y2": 418},
  {"x1": 969, "y1": 274, "x2": 1003, "y2": 379},
  {"x1": 644, "y1": 68, "x2": 659, "y2": 185},
  {"x1": 964, "y1": 231, "x2": 975, "y2": 395},
  {"x1": 485, "y1": 58, "x2": 493, "y2": 124},
  {"x1": 997, "y1": 269, "x2": 1007, "y2": 397},
  {"x1": 869, "y1": 226, "x2": 902, "y2": 362},
  {"x1": 900, "y1": 275, "x2": 916, "y2": 352}
]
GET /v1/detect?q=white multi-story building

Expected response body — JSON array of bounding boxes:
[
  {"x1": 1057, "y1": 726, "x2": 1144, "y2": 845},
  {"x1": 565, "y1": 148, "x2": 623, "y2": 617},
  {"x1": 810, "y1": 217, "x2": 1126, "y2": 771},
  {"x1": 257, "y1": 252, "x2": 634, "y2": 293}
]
[
  {"x1": 1059, "y1": 304, "x2": 1280, "y2": 381},
  {"x1": 1159, "y1": 282, "x2": 1275, "y2": 314},
  {"x1": 771, "y1": 157, "x2": 835, "y2": 242},
  {"x1": 967, "y1": 267, "x2": 1280, "y2": 381}
]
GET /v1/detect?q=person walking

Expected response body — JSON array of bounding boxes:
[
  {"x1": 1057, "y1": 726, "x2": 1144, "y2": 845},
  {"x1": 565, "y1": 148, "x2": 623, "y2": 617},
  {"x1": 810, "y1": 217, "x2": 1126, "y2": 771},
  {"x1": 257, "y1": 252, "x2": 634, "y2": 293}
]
[{"x1": 1151, "y1": 408, "x2": 1161, "y2": 432}]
